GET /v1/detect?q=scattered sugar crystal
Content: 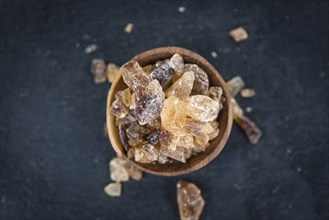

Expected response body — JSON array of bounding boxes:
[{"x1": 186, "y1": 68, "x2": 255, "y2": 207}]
[{"x1": 104, "y1": 182, "x2": 122, "y2": 197}]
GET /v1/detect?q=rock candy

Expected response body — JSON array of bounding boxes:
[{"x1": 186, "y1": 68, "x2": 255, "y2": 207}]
[
  {"x1": 161, "y1": 96, "x2": 186, "y2": 133},
  {"x1": 165, "y1": 71, "x2": 195, "y2": 99},
  {"x1": 226, "y1": 76, "x2": 245, "y2": 97},
  {"x1": 141, "y1": 144, "x2": 159, "y2": 161},
  {"x1": 91, "y1": 59, "x2": 107, "y2": 84},
  {"x1": 104, "y1": 182, "x2": 122, "y2": 197},
  {"x1": 135, "y1": 80, "x2": 165, "y2": 125},
  {"x1": 110, "y1": 98, "x2": 128, "y2": 119},
  {"x1": 120, "y1": 61, "x2": 152, "y2": 98},
  {"x1": 177, "y1": 180, "x2": 205, "y2": 220},
  {"x1": 150, "y1": 60, "x2": 174, "y2": 88},
  {"x1": 184, "y1": 64, "x2": 209, "y2": 95},
  {"x1": 207, "y1": 86, "x2": 223, "y2": 102},
  {"x1": 169, "y1": 53, "x2": 184, "y2": 75},
  {"x1": 185, "y1": 95, "x2": 220, "y2": 122},
  {"x1": 110, "y1": 158, "x2": 129, "y2": 182},
  {"x1": 106, "y1": 63, "x2": 120, "y2": 83}
]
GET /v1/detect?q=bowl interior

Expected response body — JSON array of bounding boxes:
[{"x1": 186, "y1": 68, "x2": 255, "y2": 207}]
[{"x1": 107, "y1": 46, "x2": 232, "y2": 176}]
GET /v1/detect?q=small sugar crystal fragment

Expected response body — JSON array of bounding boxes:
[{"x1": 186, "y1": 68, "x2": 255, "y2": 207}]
[
  {"x1": 116, "y1": 88, "x2": 132, "y2": 107},
  {"x1": 135, "y1": 80, "x2": 165, "y2": 125},
  {"x1": 207, "y1": 86, "x2": 223, "y2": 102},
  {"x1": 177, "y1": 180, "x2": 205, "y2": 220},
  {"x1": 185, "y1": 95, "x2": 220, "y2": 122},
  {"x1": 110, "y1": 158, "x2": 129, "y2": 182},
  {"x1": 107, "y1": 63, "x2": 120, "y2": 83},
  {"x1": 184, "y1": 64, "x2": 209, "y2": 95},
  {"x1": 110, "y1": 98, "x2": 128, "y2": 119},
  {"x1": 161, "y1": 96, "x2": 186, "y2": 133},
  {"x1": 226, "y1": 76, "x2": 245, "y2": 97},
  {"x1": 141, "y1": 144, "x2": 159, "y2": 161},
  {"x1": 240, "y1": 88, "x2": 256, "y2": 98},
  {"x1": 124, "y1": 23, "x2": 134, "y2": 33},
  {"x1": 165, "y1": 71, "x2": 195, "y2": 99},
  {"x1": 229, "y1": 27, "x2": 248, "y2": 42},
  {"x1": 104, "y1": 182, "x2": 122, "y2": 197},
  {"x1": 232, "y1": 99, "x2": 262, "y2": 144},
  {"x1": 126, "y1": 164, "x2": 142, "y2": 181},
  {"x1": 169, "y1": 53, "x2": 185, "y2": 75},
  {"x1": 91, "y1": 59, "x2": 106, "y2": 83},
  {"x1": 120, "y1": 61, "x2": 152, "y2": 98},
  {"x1": 150, "y1": 60, "x2": 174, "y2": 88}
]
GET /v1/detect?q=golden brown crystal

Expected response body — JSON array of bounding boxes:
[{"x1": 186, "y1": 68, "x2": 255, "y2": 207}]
[
  {"x1": 165, "y1": 71, "x2": 195, "y2": 99},
  {"x1": 104, "y1": 182, "x2": 122, "y2": 197},
  {"x1": 185, "y1": 95, "x2": 220, "y2": 122},
  {"x1": 106, "y1": 63, "x2": 120, "y2": 83},
  {"x1": 91, "y1": 59, "x2": 107, "y2": 84},
  {"x1": 184, "y1": 64, "x2": 209, "y2": 95},
  {"x1": 177, "y1": 180, "x2": 205, "y2": 220}
]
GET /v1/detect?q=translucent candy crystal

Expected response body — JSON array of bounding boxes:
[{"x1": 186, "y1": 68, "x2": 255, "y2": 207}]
[
  {"x1": 116, "y1": 88, "x2": 132, "y2": 108},
  {"x1": 110, "y1": 157, "x2": 142, "y2": 181},
  {"x1": 104, "y1": 182, "x2": 122, "y2": 197},
  {"x1": 240, "y1": 88, "x2": 256, "y2": 98},
  {"x1": 232, "y1": 99, "x2": 262, "y2": 144},
  {"x1": 135, "y1": 80, "x2": 165, "y2": 125},
  {"x1": 150, "y1": 60, "x2": 174, "y2": 88},
  {"x1": 172, "y1": 134, "x2": 194, "y2": 148},
  {"x1": 165, "y1": 71, "x2": 195, "y2": 99},
  {"x1": 141, "y1": 144, "x2": 159, "y2": 161},
  {"x1": 161, "y1": 96, "x2": 186, "y2": 133},
  {"x1": 110, "y1": 98, "x2": 128, "y2": 119},
  {"x1": 160, "y1": 144, "x2": 191, "y2": 163},
  {"x1": 110, "y1": 158, "x2": 129, "y2": 182},
  {"x1": 134, "y1": 147, "x2": 153, "y2": 163},
  {"x1": 177, "y1": 180, "x2": 205, "y2": 220},
  {"x1": 194, "y1": 133, "x2": 210, "y2": 153},
  {"x1": 91, "y1": 59, "x2": 107, "y2": 84},
  {"x1": 106, "y1": 63, "x2": 120, "y2": 83},
  {"x1": 120, "y1": 61, "x2": 152, "y2": 98},
  {"x1": 207, "y1": 86, "x2": 223, "y2": 102},
  {"x1": 185, "y1": 95, "x2": 220, "y2": 122},
  {"x1": 184, "y1": 64, "x2": 209, "y2": 95},
  {"x1": 183, "y1": 118, "x2": 215, "y2": 136},
  {"x1": 226, "y1": 76, "x2": 245, "y2": 97},
  {"x1": 129, "y1": 93, "x2": 136, "y2": 110},
  {"x1": 169, "y1": 53, "x2": 184, "y2": 75},
  {"x1": 126, "y1": 122, "x2": 150, "y2": 143}
]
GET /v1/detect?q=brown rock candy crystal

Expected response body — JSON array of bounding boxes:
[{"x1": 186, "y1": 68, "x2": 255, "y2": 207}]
[
  {"x1": 177, "y1": 180, "x2": 205, "y2": 220},
  {"x1": 185, "y1": 95, "x2": 220, "y2": 122},
  {"x1": 184, "y1": 64, "x2": 209, "y2": 95},
  {"x1": 120, "y1": 61, "x2": 152, "y2": 98},
  {"x1": 135, "y1": 80, "x2": 165, "y2": 125},
  {"x1": 165, "y1": 71, "x2": 195, "y2": 99}
]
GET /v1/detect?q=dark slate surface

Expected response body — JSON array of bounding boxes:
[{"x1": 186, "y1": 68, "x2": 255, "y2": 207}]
[{"x1": 0, "y1": 1, "x2": 328, "y2": 220}]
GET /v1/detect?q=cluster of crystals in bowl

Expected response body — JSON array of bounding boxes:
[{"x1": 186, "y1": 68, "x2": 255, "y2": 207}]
[{"x1": 110, "y1": 54, "x2": 225, "y2": 164}]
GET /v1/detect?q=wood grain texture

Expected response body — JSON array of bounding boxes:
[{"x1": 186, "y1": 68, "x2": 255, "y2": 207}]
[{"x1": 107, "y1": 47, "x2": 233, "y2": 176}]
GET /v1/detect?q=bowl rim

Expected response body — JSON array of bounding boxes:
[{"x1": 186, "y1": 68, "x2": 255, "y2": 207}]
[{"x1": 107, "y1": 46, "x2": 233, "y2": 176}]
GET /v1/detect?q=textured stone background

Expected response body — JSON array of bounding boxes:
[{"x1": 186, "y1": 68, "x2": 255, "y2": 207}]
[{"x1": 0, "y1": 1, "x2": 328, "y2": 219}]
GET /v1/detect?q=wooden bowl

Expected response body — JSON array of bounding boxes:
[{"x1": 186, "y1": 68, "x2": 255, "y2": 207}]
[{"x1": 106, "y1": 46, "x2": 233, "y2": 176}]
